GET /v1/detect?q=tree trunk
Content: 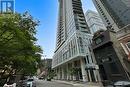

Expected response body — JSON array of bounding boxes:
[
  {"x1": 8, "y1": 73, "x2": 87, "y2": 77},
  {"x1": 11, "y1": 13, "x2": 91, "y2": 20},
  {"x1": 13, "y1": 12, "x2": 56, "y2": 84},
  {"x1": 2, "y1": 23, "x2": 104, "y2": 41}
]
[
  {"x1": 0, "y1": 68, "x2": 7, "y2": 79},
  {"x1": 4, "y1": 69, "x2": 14, "y2": 84}
]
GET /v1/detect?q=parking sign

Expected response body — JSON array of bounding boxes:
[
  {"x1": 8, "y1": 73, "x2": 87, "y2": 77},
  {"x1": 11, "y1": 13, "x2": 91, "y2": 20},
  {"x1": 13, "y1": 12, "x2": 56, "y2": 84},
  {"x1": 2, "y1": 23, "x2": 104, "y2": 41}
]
[{"x1": 0, "y1": 0, "x2": 15, "y2": 13}]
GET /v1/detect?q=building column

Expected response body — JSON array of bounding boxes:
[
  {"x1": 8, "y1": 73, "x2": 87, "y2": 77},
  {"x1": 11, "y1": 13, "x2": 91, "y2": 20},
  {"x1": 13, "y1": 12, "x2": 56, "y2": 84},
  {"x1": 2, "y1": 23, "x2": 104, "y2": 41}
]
[
  {"x1": 62, "y1": 66, "x2": 65, "y2": 80},
  {"x1": 58, "y1": 67, "x2": 60, "y2": 80},
  {"x1": 67, "y1": 64, "x2": 69, "y2": 80},
  {"x1": 88, "y1": 70, "x2": 92, "y2": 82},
  {"x1": 56, "y1": 68, "x2": 58, "y2": 79},
  {"x1": 96, "y1": 69, "x2": 102, "y2": 82},
  {"x1": 64, "y1": 65, "x2": 67, "y2": 80},
  {"x1": 80, "y1": 58, "x2": 88, "y2": 82},
  {"x1": 60, "y1": 67, "x2": 62, "y2": 80},
  {"x1": 72, "y1": 62, "x2": 76, "y2": 80},
  {"x1": 94, "y1": 70, "x2": 98, "y2": 82},
  {"x1": 54, "y1": 69, "x2": 56, "y2": 80}
]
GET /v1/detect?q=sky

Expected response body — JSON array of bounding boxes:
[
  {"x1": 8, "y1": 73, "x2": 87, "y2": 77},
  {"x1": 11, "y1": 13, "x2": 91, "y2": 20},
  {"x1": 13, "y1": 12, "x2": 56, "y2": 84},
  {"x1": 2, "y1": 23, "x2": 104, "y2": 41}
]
[{"x1": 15, "y1": 0, "x2": 97, "y2": 59}]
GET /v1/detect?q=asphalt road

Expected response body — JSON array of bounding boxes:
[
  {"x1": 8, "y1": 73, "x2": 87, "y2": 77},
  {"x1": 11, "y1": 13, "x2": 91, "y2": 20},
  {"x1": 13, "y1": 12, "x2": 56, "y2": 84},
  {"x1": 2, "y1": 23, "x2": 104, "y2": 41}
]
[{"x1": 36, "y1": 80, "x2": 75, "y2": 87}]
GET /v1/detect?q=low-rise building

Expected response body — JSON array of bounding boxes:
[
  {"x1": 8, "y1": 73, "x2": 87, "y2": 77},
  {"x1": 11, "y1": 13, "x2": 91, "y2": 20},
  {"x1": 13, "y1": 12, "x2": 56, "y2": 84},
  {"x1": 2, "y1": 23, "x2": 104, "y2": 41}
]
[
  {"x1": 92, "y1": 30, "x2": 130, "y2": 86},
  {"x1": 117, "y1": 26, "x2": 130, "y2": 62},
  {"x1": 38, "y1": 59, "x2": 52, "y2": 79}
]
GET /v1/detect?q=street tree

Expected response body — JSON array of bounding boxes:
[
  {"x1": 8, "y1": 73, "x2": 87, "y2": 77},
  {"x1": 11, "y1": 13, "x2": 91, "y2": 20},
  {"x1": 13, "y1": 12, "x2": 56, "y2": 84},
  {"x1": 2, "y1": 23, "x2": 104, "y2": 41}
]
[{"x1": 0, "y1": 12, "x2": 42, "y2": 85}]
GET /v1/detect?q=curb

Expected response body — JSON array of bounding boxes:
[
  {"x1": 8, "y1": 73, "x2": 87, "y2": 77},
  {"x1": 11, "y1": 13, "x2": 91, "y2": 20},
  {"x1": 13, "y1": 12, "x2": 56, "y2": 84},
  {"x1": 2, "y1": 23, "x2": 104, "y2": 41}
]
[{"x1": 53, "y1": 80, "x2": 101, "y2": 87}]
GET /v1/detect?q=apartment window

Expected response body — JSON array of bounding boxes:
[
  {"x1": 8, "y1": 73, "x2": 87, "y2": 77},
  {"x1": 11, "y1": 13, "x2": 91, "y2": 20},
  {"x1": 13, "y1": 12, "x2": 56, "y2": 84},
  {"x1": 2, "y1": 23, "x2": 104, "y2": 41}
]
[
  {"x1": 79, "y1": 37, "x2": 83, "y2": 46},
  {"x1": 95, "y1": 36, "x2": 104, "y2": 45},
  {"x1": 126, "y1": 19, "x2": 129, "y2": 22},
  {"x1": 124, "y1": 16, "x2": 126, "y2": 18},
  {"x1": 84, "y1": 57, "x2": 87, "y2": 64},
  {"x1": 126, "y1": 41, "x2": 130, "y2": 51},
  {"x1": 86, "y1": 55, "x2": 89, "y2": 63},
  {"x1": 79, "y1": 37, "x2": 84, "y2": 53},
  {"x1": 106, "y1": 20, "x2": 109, "y2": 22},
  {"x1": 107, "y1": 55, "x2": 112, "y2": 62},
  {"x1": 111, "y1": 28, "x2": 114, "y2": 31},
  {"x1": 108, "y1": 22, "x2": 111, "y2": 25},
  {"x1": 95, "y1": 38, "x2": 102, "y2": 45}
]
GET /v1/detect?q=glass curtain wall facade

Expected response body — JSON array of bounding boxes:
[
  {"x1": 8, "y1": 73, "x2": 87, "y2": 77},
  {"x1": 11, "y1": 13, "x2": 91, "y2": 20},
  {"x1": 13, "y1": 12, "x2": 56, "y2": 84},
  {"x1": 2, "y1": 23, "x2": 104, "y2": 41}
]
[
  {"x1": 52, "y1": 0, "x2": 100, "y2": 82},
  {"x1": 92, "y1": 0, "x2": 130, "y2": 32},
  {"x1": 92, "y1": 0, "x2": 130, "y2": 82},
  {"x1": 85, "y1": 10, "x2": 106, "y2": 34}
]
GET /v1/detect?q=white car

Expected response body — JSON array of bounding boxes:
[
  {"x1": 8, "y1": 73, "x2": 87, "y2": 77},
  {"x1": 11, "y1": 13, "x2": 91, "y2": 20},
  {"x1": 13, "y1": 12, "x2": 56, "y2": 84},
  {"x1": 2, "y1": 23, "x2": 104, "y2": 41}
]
[
  {"x1": 26, "y1": 78, "x2": 36, "y2": 87},
  {"x1": 114, "y1": 81, "x2": 130, "y2": 87},
  {"x1": 3, "y1": 83, "x2": 16, "y2": 87}
]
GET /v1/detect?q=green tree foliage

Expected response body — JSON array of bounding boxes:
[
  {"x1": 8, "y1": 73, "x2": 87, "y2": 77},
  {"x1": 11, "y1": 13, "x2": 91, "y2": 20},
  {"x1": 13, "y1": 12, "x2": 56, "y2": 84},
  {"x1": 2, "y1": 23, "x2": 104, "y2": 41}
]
[
  {"x1": 0, "y1": 12, "x2": 42, "y2": 84},
  {"x1": 67, "y1": 67, "x2": 81, "y2": 80}
]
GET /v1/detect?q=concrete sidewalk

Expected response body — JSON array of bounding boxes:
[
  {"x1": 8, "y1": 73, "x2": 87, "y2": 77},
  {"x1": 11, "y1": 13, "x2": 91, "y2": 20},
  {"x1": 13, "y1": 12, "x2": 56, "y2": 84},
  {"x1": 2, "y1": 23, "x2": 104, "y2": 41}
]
[{"x1": 54, "y1": 80, "x2": 103, "y2": 87}]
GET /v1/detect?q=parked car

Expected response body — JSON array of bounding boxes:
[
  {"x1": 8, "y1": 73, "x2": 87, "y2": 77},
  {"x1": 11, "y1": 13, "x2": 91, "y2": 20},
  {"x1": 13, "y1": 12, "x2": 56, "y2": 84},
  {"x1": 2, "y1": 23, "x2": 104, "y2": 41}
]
[
  {"x1": 113, "y1": 81, "x2": 130, "y2": 87},
  {"x1": 3, "y1": 76, "x2": 16, "y2": 87},
  {"x1": 26, "y1": 78, "x2": 36, "y2": 87},
  {"x1": 39, "y1": 77, "x2": 44, "y2": 80},
  {"x1": 17, "y1": 79, "x2": 27, "y2": 87},
  {"x1": 33, "y1": 76, "x2": 38, "y2": 80},
  {"x1": 3, "y1": 83, "x2": 16, "y2": 87},
  {"x1": 47, "y1": 78, "x2": 51, "y2": 81}
]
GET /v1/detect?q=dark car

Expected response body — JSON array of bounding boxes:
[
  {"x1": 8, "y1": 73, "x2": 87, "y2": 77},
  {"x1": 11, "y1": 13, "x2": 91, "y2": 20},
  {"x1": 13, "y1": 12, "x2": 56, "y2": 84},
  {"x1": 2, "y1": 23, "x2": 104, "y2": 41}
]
[
  {"x1": 39, "y1": 77, "x2": 44, "y2": 80},
  {"x1": 47, "y1": 78, "x2": 51, "y2": 81}
]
